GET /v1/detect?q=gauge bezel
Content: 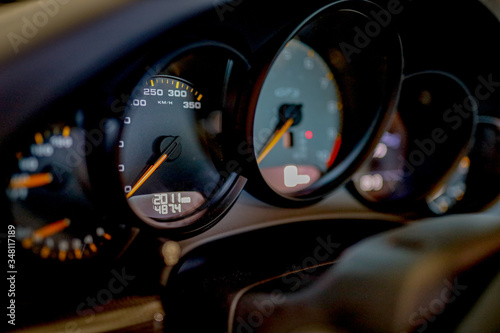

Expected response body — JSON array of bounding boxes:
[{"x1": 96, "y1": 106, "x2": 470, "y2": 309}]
[
  {"x1": 234, "y1": 0, "x2": 403, "y2": 207},
  {"x1": 88, "y1": 42, "x2": 249, "y2": 238},
  {"x1": 2, "y1": 109, "x2": 137, "y2": 266},
  {"x1": 346, "y1": 71, "x2": 478, "y2": 217},
  {"x1": 453, "y1": 116, "x2": 500, "y2": 213}
]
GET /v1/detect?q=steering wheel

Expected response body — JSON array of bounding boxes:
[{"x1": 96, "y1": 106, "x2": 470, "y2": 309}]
[{"x1": 229, "y1": 214, "x2": 500, "y2": 333}]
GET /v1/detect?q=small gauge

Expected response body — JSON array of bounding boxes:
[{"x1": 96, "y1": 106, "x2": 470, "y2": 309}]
[
  {"x1": 6, "y1": 121, "x2": 124, "y2": 261},
  {"x1": 348, "y1": 72, "x2": 477, "y2": 215}
]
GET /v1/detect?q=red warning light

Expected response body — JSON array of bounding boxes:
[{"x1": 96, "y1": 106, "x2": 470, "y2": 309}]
[{"x1": 305, "y1": 130, "x2": 313, "y2": 140}]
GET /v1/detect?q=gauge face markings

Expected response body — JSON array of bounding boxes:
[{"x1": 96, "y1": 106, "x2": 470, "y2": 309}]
[
  {"x1": 6, "y1": 124, "x2": 117, "y2": 261},
  {"x1": 119, "y1": 76, "x2": 222, "y2": 224},
  {"x1": 253, "y1": 39, "x2": 343, "y2": 195}
]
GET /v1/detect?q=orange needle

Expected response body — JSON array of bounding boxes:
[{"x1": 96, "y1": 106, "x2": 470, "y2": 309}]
[
  {"x1": 257, "y1": 118, "x2": 294, "y2": 164},
  {"x1": 33, "y1": 218, "x2": 71, "y2": 240},
  {"x1": 9, "y1": 172, "x2": 53, "y2": 189},
  {"x1": 126, "y1": 137, "x2": 179, "y2": 199}
]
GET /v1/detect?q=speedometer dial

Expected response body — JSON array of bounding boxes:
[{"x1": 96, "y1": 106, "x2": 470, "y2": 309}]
[
  {"x1": 116, "y1": 42, "x2": 249, "y2": 234},
  {"x1": 114, "y1": 45, "x2": 247, "y2": 234},
  {"x1": 119, "y1": 76, "x2": 219, "y2": 225}
]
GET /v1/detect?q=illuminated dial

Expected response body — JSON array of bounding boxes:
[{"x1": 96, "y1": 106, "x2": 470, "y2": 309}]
[
  {"x1": 6, "y1": 123, "x2": 118, "y2": 261},
  {"x1": 118, "y1": 76, "x2": 226, "y2": 227},
  {"x1": 253, "y1": 39, "x2": 343, "y2": 195}
]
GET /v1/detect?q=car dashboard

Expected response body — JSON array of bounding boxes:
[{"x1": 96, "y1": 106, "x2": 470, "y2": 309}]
[{"x1": 1, "y1": 0, "x2": 500, "y2": 332}]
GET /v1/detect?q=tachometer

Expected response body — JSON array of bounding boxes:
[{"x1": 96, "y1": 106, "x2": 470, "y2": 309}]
[{"x1": 237, "y1": 2, "x2": 403, "y2": 206}]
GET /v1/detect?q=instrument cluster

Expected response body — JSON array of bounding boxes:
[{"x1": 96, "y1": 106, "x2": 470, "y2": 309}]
[{"x1": 2, "y1": 0, "x2": 500, "y2": 268}]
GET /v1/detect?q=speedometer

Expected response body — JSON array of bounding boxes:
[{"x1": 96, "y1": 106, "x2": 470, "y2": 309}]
[
  {"x1": 116, "y1": 46, "x2": 247, "y2": 233},
  {"x1": 119, "y1": 76, "x2": 225, "y2": 228},
  {"x1": 119, "y1": 76, "x2": 210, "y2": 221}
]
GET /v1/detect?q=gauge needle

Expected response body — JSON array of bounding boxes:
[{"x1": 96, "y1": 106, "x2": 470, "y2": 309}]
[
  {"x1": 257, "y1": 118, "x2": 294, "y2": 164},
  {"x1": 9, "y1": 172, "x2": 53, "y2": 189},
  {"x1": 126, "y1": 137, "x2": 180, "y2": 199},
  {"x1": 32, "y1": 218, "x2": 71, "y2": 241}
]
